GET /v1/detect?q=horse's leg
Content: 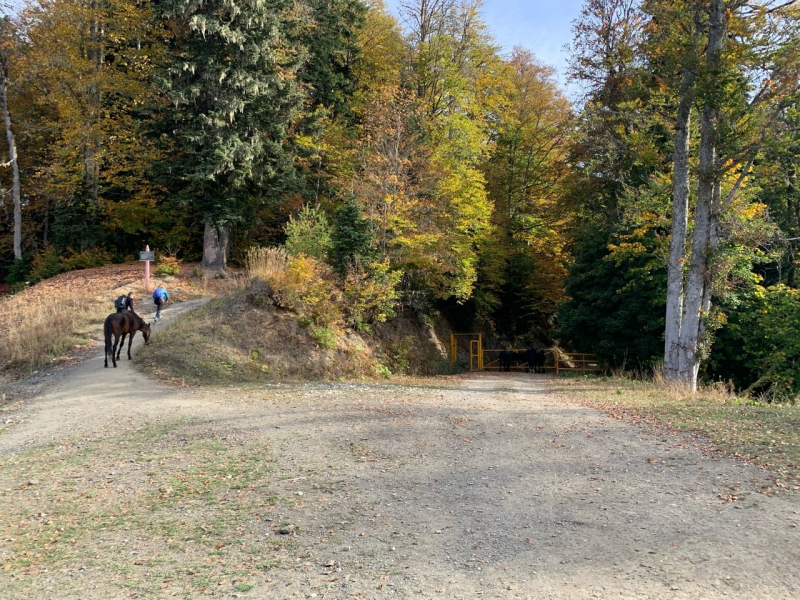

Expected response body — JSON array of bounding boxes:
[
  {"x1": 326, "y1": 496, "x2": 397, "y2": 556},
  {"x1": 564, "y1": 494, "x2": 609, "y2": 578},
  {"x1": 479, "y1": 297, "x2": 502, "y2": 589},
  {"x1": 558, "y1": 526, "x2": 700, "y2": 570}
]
[
  {"x1": 117, "y1": 333, "x2": 126, "y2": 360},
  {"x1": 111, "y1": 333, "x2": 120, "y2": 368},
  {"x1": 104, "y1": 324, "x2": 110, "y2": 368},
  {"x1": 127, "y1": 331, "x2": 135, "y2": 359}
]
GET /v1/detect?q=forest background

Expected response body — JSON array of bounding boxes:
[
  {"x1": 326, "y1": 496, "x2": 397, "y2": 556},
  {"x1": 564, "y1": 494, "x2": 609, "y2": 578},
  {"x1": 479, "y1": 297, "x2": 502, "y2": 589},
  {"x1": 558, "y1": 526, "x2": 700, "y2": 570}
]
[{"x1": 0, "y1": 0, "x2": 798, "y2": 399}]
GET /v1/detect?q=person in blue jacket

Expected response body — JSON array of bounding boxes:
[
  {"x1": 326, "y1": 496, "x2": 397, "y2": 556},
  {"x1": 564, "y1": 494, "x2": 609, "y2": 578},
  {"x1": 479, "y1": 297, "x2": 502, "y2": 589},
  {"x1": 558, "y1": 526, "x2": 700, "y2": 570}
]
[{"x1": 152, "y1": 285, "x2": 169, "y2": 321}]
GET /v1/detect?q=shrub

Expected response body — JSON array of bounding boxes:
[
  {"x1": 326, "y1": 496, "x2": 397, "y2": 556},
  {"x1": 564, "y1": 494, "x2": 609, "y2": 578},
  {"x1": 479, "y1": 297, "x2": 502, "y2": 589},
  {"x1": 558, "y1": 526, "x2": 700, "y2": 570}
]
[
  {"x1": 6, "y1": 256, "x2": 32, "y2": 285},
  {"x1": 30, "y1": 247, "x2": 65, "y2": 282},
  {"x1": 246, "y1": 246, "x2": 289, "y2": 280},
  {"x1": 155, "y1": 256, "x2": 181, "y2": 276},
  {"x1": 342, "y1": 259, "x2": 401, "y2": 330},
  {"x1": 60, "y1": 247, "x2": 111, "y2": 271},
  {"x1": 709, "y1": 285, "x2": 800, "y2": 402},
  {"x1": 311, "y1": 326, "x2": 337, "y2": 349},
  {"x1": 267, "y1": 255, "x2": 343, "y2": 334},
  {"x1": 285, "y1": 204, "x2": 333, "y2": 260}
]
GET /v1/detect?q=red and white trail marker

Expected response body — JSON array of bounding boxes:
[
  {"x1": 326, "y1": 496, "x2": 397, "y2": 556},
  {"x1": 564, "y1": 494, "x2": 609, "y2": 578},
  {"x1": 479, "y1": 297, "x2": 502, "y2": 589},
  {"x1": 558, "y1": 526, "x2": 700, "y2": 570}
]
[{"x1": 139, "y1": 245, "x2": 155, "y2": 292}]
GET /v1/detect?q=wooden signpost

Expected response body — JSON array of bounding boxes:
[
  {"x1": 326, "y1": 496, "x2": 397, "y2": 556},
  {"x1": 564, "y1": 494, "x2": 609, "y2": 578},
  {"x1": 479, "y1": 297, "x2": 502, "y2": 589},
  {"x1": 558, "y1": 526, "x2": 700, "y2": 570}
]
[{"x1": 139, "y1": 245, "x2": 154, "y2": 292}]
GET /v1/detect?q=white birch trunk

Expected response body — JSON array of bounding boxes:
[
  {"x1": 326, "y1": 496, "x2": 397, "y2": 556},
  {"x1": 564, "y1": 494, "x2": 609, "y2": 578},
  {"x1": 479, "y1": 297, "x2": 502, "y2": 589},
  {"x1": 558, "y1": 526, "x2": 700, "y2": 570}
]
[{"x1": 0, "y1": 60, "x2": 21, "y2": 260}]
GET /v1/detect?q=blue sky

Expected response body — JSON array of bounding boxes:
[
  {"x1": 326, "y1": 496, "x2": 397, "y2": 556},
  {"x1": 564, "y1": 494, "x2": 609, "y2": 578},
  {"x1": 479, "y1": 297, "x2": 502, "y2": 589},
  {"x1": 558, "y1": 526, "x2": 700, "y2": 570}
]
[{"x1": 384, "y1": 0, "x2": 587, "y2": 82}]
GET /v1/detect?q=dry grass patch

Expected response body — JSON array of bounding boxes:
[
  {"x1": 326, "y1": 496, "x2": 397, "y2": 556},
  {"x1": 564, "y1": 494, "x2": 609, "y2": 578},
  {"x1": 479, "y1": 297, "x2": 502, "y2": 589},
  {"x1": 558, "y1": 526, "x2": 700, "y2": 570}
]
[
  {"x1": 135, "y1": 288, "x2": 382, "y2": 385},
  {"x1": 245, "y1": 246, "x2": 288, "y2": 280},
  {"x1": 0, "y1": 289, "x2": 110, "y2": 371},
  {"x1": 549, "y1": 374, "x2": 800, "y2": 491},
  {"x1": 136, "y1": 279, "x2": 455, "y2": 385}
]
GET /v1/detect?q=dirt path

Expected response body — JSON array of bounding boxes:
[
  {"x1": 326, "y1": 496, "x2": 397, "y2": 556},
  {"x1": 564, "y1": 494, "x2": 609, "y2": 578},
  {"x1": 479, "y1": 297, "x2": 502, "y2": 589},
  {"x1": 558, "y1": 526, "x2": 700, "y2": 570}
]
[
  {"x1": 1, "y1": 343, "x2": 799, "y2": 599},
  {"x1": 0, "y1": 299, "x2": 209, "y2": 454}
]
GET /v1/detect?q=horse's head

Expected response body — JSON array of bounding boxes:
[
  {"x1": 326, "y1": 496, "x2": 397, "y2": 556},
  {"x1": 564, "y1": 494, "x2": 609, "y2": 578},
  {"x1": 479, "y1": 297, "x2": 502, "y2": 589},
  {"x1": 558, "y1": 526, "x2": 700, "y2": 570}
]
[{"x1": 142, "y1": 322, "x2": 152, "y2": 345}]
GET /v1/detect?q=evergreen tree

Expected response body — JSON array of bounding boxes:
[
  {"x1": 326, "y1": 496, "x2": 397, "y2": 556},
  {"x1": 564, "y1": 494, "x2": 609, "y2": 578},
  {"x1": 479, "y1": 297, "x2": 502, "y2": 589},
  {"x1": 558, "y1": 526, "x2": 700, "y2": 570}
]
[
  {"x1": 285, "y1": 204, "x2": 333, "y2": 260},
  {"x1": 331, "y1": 196, "x2": 375, "y2": 273},
  {"x1": 558, "y1": 220, "x2": 667, "y2": 369},
  {"x1": 301, "y1": 0, "x2": 366, "y2": 117},
  {"x1": 157, "y1": 0, "x2": 309, "y2": 269}
]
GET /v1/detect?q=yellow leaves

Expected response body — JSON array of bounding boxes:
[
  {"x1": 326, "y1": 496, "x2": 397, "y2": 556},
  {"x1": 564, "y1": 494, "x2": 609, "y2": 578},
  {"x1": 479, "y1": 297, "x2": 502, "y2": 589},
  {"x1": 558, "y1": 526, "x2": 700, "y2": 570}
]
[
  {"x1": 738, "y1": 202, "x2": 767, "y2": 221},
  {"x1": 352, "y1": 0, "x2": 405, "y2": 98},
  {"x1": 342, "y1": 258, "x2": 401, "y2": 328},
  {"x1": 267, "y1": 255, "x2": 343, "y2": 331}
]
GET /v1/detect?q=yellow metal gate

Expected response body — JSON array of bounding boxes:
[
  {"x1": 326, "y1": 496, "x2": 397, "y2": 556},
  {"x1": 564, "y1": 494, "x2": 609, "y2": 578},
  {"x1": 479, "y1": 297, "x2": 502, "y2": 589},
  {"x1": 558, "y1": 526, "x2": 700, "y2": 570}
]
[{"x1": 450, "y1": 334, "x2": 600, "y2": 374}]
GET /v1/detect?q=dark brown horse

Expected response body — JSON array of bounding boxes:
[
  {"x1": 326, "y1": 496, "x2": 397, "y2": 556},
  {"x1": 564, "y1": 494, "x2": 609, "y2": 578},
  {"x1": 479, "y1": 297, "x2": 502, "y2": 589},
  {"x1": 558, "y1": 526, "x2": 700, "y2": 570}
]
[{"x1": 104, "y1": 311, "x2": 151, "y2": 368}]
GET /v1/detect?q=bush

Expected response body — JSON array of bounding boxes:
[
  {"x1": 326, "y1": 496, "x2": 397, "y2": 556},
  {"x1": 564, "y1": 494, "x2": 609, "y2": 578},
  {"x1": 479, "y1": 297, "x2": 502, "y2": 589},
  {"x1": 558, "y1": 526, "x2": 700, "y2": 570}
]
[
  {"x1": 267, "y1": 255, "x2": 343, "y2": 335},
  {"x1": 155, "y1": 256, "x2": 181, "y2": 276},
  {"x1": 285, "y1": 204, "x2": 333, "y2": 260},
  {"x1": 709, "y1": 285, "x2": 800, "y2": 402},
  {"x1": 60, "y1": 247, "x2": 111, "y2": 271},
  {"x1": 246, "y1": 246, "x2": 289, "y2": 280},
  {"x1": 6, "y1": 256, "x2": 32, "y2": 285},
  {"x1": 342, "y1": 259, "x2": 401, "y2": 330},
  {"x1": 311, "y1": 326, "x2": 337, "y2": 349},
  {"x1": 8, "y1": 247, "x2": 112, "y2": 287},
  {"x1": 30, "y1": 247, "x2": 65, "y2": 282}
]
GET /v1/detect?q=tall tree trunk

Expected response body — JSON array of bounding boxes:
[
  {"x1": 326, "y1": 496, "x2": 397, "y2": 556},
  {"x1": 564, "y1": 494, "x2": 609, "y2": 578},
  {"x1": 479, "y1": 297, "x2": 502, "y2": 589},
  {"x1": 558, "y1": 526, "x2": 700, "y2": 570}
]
[
  {"x1": 676, "y1": 0, "x2": 726, "y2": 391},
  {"x1": 663, "y1": 70, "x2": 694, "y2": 380},
  {"x1": 678, "y1": 108, "x2": 714, "y2": 391},
  {"x1": 693, "y1": 180, "x2": 721, "y2": 383},
  {"x1": 0, "y1": 59, "x2": 21, "y2": 260},
  {"x1": 200, "y1": 221, "x2": 230, "y2": 270}
]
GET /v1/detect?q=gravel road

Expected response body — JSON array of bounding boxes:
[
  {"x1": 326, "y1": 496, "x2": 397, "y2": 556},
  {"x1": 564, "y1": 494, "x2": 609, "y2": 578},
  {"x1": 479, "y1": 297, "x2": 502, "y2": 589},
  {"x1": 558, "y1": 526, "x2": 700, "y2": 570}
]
[{"x1": 1, "y1": 313, "x2": 799, "y2": 599}]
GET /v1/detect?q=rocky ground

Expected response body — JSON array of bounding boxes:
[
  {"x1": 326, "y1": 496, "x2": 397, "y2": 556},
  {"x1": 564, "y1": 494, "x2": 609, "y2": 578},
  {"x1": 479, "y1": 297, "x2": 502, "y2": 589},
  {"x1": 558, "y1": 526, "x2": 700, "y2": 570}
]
[{"x1": 1, "y1": 308, "x2": 799, "y2": 599}]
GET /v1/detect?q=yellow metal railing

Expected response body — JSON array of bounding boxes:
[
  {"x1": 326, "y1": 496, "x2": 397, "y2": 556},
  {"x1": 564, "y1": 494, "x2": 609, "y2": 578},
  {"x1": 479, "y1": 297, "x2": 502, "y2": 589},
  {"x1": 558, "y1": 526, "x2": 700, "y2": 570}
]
[
  {"x1": 450, "y1": 333, "x2": 483, "y2": 371},
  {"x1": 482, "y1": 348, "x2": 529, "y2": 371},
  {"x1": 545, "y1": 351, "x2": 600, "y2": 376}
]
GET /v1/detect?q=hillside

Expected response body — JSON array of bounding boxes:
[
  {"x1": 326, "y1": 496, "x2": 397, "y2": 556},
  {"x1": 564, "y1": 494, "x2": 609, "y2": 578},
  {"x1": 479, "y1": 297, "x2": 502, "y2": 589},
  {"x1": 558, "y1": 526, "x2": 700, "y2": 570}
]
[{"x1": 135, "y1": 278, "x2": 455, "y2": 385}]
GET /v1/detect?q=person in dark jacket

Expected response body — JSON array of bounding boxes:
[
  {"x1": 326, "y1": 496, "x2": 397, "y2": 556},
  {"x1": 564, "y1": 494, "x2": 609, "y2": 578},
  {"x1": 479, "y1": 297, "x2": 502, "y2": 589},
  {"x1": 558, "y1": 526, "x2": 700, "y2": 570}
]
[
  {"x1": 152, "y1": 286, "x2": 169, "y2": 320},
  {"x1": 114, "y1": 292, "x2": 135, "y2": 313}
]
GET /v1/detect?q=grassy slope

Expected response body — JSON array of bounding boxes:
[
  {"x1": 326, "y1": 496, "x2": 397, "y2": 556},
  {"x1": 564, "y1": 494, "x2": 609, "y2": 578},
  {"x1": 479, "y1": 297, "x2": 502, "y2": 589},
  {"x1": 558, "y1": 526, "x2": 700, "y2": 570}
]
[
  {"x1": 549, "y1": 375, "x2": 800, "y2": 492},
  {"x1": 136, "y1": 283, "x2": 454, "y2": 386}
]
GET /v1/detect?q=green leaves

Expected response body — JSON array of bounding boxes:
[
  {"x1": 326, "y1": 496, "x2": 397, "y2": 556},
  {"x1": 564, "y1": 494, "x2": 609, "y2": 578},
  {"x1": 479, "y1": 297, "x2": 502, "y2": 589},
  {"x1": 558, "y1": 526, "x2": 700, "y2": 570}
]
[{"x1": 711, "y1": 285, "x2": 800, "y2": 402}]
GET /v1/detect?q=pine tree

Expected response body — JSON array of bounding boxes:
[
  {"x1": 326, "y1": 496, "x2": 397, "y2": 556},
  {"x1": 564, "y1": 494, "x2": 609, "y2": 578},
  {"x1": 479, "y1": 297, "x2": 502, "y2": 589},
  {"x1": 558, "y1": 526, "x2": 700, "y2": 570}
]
[
  {"x1": 301, "y1": 0, "x2": 366, "y2": 117},
  {"x1": 332, "y1": 195, "x2": 375, "y2": 273},
  {"x1": 157, "y1": 0, "x2": 310, "y2": 269}
]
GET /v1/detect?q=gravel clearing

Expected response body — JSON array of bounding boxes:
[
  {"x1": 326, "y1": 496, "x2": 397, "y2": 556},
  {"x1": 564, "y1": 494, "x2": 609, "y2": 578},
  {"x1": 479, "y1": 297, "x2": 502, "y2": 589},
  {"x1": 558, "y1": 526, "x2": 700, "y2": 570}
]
[{"x1": 1, "y1": 315, "x2": 799, "y2": 599}]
